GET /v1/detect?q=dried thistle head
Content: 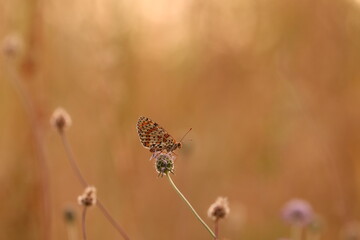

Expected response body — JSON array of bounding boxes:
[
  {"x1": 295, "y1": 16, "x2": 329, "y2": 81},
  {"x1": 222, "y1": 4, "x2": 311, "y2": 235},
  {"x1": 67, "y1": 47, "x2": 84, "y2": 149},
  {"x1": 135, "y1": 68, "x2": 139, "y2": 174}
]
[
  {"x1": 207, "y1": 197, "x2": 230, "y2": 221},
  {"x1": 78, "y1": 186, "x2": 97, "y2": 207},
  {"x1": 50, "y1": 107, "x2": 72, "y2": 132},
  {"x1": 154, "y1": 152, "x2": 175, "y2": 177}
]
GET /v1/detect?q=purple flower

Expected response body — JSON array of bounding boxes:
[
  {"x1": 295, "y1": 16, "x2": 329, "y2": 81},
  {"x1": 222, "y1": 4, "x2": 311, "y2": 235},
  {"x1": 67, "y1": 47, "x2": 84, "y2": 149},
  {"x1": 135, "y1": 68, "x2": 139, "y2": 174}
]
[{"x1": 281, "y1": 199, "x2": 314, "y2": 226}]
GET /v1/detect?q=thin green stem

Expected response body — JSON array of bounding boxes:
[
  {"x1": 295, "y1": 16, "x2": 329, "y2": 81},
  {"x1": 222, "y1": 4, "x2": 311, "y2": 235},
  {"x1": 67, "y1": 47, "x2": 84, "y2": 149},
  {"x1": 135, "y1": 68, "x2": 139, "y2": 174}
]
[{"x1": 166, "y1": 174, "x2": 216, "y2": 238}]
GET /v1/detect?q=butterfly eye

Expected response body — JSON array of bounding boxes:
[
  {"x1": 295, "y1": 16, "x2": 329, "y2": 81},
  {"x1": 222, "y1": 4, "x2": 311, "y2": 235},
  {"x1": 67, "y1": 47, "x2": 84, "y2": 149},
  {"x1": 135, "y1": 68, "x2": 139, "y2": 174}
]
[{"x1": 177, "y1": 143, "x2": 182, "y2": 149}]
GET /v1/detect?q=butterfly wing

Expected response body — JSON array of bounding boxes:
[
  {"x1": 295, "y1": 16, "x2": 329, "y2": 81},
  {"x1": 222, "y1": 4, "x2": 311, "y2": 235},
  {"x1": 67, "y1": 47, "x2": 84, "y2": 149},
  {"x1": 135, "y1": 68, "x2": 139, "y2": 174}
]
[{"x1": 137, "y1": 116, "x2": 176, "y2": 152}]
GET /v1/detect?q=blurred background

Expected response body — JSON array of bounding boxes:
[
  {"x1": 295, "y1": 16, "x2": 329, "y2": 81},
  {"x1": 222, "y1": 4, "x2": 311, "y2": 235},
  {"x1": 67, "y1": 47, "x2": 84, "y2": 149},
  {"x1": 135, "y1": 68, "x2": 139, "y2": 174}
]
[{"x1": 1, "y1": 0, "x2": 360, "y2": 239}]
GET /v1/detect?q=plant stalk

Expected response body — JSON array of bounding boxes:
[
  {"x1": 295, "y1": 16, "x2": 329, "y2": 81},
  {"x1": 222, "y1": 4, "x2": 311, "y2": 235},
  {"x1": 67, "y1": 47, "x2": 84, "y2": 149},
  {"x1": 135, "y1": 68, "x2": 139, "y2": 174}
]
[
  {"x1": 82, "y1": 207, "x2": 87, "y2": 240},
  {"x1": 59, "y1": 131, "x2": 130, "y2": 240},
  {"x1": 167, "y1": 173, "x2": 216, "y2": 238}
]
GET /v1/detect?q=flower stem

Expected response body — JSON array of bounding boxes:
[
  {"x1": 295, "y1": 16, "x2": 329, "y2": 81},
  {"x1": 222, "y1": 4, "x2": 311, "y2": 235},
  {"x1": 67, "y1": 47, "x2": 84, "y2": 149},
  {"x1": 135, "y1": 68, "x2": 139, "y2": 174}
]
[
  {"x1": 59, "y1": 131, "x2": 88, "y2": 187},
  {"x1": 58, "y1": 130, "x2": 130, "y2": 240},
  {"x1": 166, "y1": 174, "x2": 216, "y2": 238},
  {"x1": 82, "y1": 207, "x2": 87, "y2": 240},
  {"x1": 5, "y1": 52, "x2": 51, "y2": 240},
  {"x1": 97, "y1": 200, "x2": 130, "y2": 240},
  {"x1": 214, "y1": 219, "x2": 219, "y2": 240},
  {"x1": 305, "y1": 229, "x2": 321, "y2": 240},
  {"x1": 291, "y1": 225, "x2": 302, "y2": 240},
  {"x1": 65, "y1": 222, "x2": 77, "y2": 240}
]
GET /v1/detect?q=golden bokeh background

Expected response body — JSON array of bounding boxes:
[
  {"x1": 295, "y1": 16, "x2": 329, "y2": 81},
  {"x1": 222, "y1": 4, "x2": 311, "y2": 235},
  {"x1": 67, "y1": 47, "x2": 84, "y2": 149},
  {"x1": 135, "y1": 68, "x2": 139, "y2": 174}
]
[{"x1": 1, "y1": 0, "x2": 360, "y2": 239}]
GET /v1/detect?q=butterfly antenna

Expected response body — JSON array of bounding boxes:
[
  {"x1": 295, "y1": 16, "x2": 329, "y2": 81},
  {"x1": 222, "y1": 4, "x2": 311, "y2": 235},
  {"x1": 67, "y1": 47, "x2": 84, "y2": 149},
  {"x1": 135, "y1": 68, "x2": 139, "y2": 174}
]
[{"x1": 179, "y1": 128, "x2": 192, "y2": 143}]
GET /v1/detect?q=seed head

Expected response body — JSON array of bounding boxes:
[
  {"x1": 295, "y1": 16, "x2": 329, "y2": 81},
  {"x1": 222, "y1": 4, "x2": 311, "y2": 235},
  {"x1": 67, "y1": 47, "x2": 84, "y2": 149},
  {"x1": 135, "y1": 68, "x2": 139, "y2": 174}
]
[
  {"x1": 281, "y1": 198, "x2": 314, "y2": 226},
  {"x1": 78, "y1": 186, "x2": 97, "y2": 207},
  {"x1": 50, "y1": 107, "x2": 72, "y2": 132},
  {"x1": 207, "y1": 197, "x2": 230, "y2": 221},
  {"x1": 155, "y1": 153, "x2": 175, "y2": 177}
]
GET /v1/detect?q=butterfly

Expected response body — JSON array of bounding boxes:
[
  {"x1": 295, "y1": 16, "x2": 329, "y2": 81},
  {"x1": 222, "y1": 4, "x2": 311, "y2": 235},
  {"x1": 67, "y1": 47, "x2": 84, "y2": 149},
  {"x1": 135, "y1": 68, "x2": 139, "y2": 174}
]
[{"x1": 136, "y1": 116, "x2": 191, "y2": 155}]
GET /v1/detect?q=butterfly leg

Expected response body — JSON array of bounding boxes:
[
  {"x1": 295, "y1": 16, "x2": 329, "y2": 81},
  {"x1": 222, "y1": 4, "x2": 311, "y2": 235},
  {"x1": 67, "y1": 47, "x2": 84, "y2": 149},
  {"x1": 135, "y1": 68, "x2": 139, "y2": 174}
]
[{"x1": 149, "y1": 151, "x2": 161, "y2": 161}]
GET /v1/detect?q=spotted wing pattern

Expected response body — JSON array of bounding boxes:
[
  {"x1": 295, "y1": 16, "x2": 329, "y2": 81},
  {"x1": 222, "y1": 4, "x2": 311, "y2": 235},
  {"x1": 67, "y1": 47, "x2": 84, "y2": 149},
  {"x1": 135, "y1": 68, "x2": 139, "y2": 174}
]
[{"x1": 136, "y1": 116, "x2": 177, "y2": 153}]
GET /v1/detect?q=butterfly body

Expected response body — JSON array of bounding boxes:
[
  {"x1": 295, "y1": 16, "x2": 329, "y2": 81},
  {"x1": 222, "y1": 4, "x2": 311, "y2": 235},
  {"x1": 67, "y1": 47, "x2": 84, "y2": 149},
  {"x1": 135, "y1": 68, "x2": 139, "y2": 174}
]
[{"x1": 137, "y1": 116, "x2": 182, "y2": 154}]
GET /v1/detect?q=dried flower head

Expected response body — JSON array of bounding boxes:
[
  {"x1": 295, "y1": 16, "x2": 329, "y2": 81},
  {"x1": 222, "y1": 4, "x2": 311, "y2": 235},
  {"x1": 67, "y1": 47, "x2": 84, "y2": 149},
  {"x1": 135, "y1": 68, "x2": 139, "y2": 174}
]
[
  {"x1": 207, "y1": 197, "x2": 230, "y2": 221},
  {"x1": 50, "y1": 107, "x2": 72, "y2": 132},
  {"x1": 281, "y1": 198, "x2": 314, "y2": 226},
  {"x1": 340, "y1": 221, "x2": 360, "y2": 240},
  {"x1": 155, "y1": 153, "x2": 175, "y2": 177},
  {"x1": 78, "y1": 186, "x2": 97, "y2": 207},
  {"x1": 63, "y1": 206, "x2": 76, "y2": 223},
  {"x1": 2, "y1": 34, "x2": 23, "y2": 58}
]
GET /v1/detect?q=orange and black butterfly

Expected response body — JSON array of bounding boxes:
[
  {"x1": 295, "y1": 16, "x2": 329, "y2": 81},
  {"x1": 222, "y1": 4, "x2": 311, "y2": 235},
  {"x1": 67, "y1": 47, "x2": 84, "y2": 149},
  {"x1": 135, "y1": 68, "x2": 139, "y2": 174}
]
[{"x1": 136, "y1": 116, "x2": 191, "y2": 154}]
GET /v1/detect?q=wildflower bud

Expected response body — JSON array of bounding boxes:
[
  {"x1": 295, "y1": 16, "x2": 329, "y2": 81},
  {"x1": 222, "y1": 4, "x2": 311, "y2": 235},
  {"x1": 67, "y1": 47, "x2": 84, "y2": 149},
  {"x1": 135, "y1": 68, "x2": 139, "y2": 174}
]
[
  {"x1": 155, "y1": 153, "x2": 175, "y2": 177},
  {"x1": 281, "y1": 199, "x2": 314, "y2": 226},
  {"x1": 50, "y1": 107, "x2": 72, "y2": 132},
  {"x1": 63, "y1": 206, "x2": 76, "y2": 223},
  {"x1": 2, "y1": 34, "x2": 23, "y2": 58},
  {"x1": 78, "y1": 186, "x2": 97, "y2": 207},
  {"x1": 207, "y1": 197, "x2": 230, "y2": 221}
]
